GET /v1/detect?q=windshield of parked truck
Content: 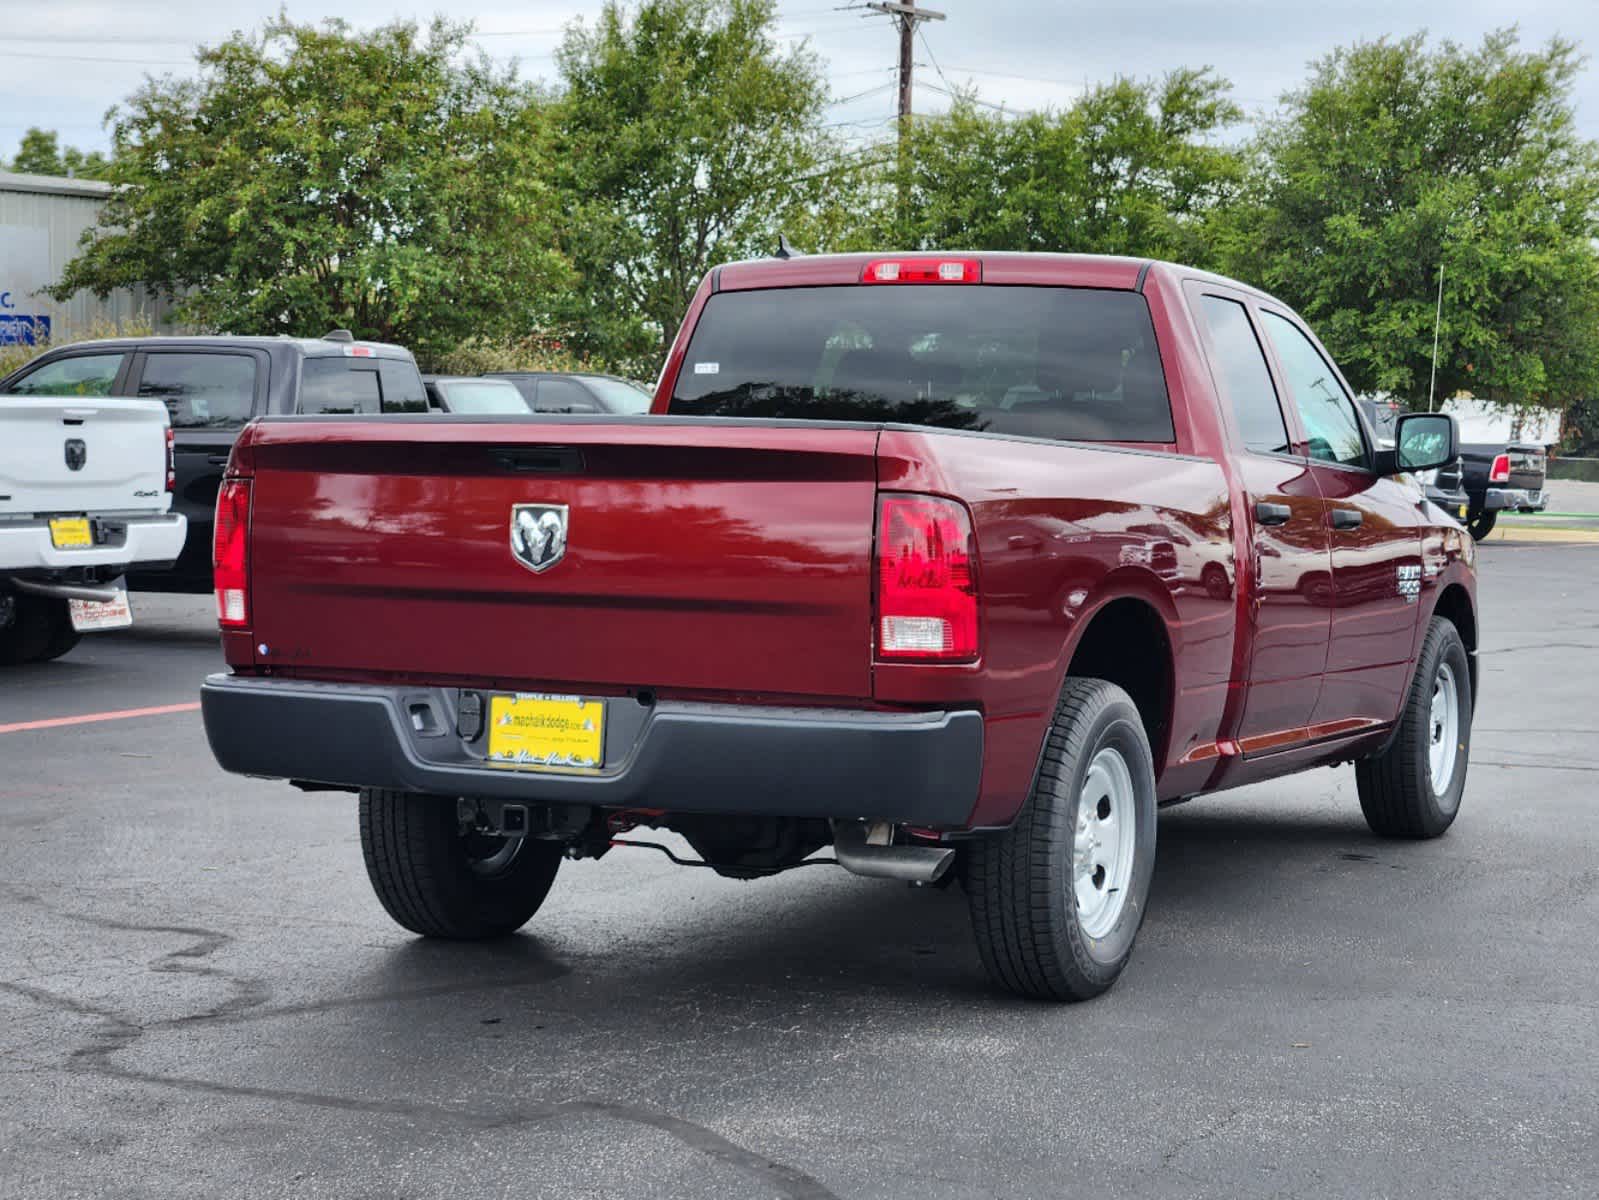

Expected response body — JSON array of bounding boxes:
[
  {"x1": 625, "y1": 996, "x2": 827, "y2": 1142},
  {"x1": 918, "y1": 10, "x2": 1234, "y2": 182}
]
[{"x1": 671, "y1": 285, "x2": 1174, "y2": 442}]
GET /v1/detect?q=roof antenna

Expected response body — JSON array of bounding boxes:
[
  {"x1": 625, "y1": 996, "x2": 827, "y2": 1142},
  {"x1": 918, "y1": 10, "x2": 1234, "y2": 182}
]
[{"x1": 774, "y1": 233, "x2": 804, "y2": 260}]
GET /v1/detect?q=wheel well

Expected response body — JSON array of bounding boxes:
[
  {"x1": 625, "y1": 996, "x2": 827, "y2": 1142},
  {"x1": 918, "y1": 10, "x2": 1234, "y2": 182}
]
[
  {"x1": 1432, "y1": 582, "x2": 1478, "y2": 701},
  {"x1": 1065, "y1": 597, "x2": 1173, "y2": 760}
]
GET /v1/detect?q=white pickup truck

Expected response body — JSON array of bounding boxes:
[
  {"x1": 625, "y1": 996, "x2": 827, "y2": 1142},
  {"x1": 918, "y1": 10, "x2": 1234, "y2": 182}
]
[{"x1": 1, "y1": 353, "x2": 187, "y2": 665}]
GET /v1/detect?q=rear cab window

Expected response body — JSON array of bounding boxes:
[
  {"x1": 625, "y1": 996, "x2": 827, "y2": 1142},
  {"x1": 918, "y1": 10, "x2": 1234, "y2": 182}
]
[
  {"x1": 300, "y1": 356, "x2": 428, "y2": 415},
  {"x1": 670, "y1": 285, "x2": 1174, "y2": 443}
]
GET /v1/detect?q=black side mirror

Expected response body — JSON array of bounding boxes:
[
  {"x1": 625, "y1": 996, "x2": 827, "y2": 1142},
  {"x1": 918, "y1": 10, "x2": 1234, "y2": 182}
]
[{"x1": 1388, "y1": 412, "x2": 1456, "y2": 474}]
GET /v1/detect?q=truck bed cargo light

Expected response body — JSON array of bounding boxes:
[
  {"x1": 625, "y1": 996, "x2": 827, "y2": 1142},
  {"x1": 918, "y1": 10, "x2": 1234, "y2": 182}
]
[{"x1": 862, "y1": 258, "x2": 981, "y2": 285}]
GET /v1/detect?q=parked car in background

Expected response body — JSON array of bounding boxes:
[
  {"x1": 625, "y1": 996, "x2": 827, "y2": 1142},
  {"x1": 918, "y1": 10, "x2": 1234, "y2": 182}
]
[
  {"x1": 0, "y1": 352, "x2": 185, "y2": 663},
  {"x1": 0, "y1": 333, "x2": 427, "y2": 594},
  {"x1": 422, "y1": 376, "x2": 531, "y2": 414},
  {"x1": 202, "y1": 252, "x2": 1477, "y2": 1003},
  {"x1": 1459, "y1": 440, "x2": 1547, "y2": 540},
  {"x1": 1358, "y1": 397, "x2": 1470, "y2": 524},
  {"x1": 485, "y1": 372, "x2": 653, "y2": 414}
]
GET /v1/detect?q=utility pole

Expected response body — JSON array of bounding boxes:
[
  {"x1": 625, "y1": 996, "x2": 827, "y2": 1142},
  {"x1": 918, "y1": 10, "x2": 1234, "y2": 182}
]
[{"x1": 866, "y1": 0, "x2": 946, "y2": 138}]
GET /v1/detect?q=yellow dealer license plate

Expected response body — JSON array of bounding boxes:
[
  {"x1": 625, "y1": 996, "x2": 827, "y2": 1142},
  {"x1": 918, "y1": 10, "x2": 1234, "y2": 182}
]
[
  {"x1": 487, "y1": 694, "x2": 604, "y2": 770},
  {"x1": 49, "y1": 517, "x2": 93, "y2": 549}
]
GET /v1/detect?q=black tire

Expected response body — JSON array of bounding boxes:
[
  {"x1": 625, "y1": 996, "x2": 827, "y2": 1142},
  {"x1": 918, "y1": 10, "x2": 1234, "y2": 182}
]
[
  {"x1": 1467, "y1": 510, "x2": 1497, "y2": 540},
  {"x1": 1355, "y1": 617, "x2": 1472, "y2": 839},
  {"x1": 359, "y1": 789, "x2": 563, "y2": 939},
  {"x1": 34, "y1": 601, "x2": 82, "y2": 663},
  {"x1": 967, "y1": 678, "x2": 1158, "y2": 1001},
  {"x1": 0, "y1": 595, "x2": 76, "y2": 666}
]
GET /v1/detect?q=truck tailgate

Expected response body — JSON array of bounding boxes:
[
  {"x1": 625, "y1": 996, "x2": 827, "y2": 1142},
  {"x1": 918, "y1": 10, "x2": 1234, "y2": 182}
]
[
  {"x1": 245, "y1": 419, "x2": 879, "y2": 700},
  {"x1": 0, "y1": 398, "x2": 171, "y2": 517}
]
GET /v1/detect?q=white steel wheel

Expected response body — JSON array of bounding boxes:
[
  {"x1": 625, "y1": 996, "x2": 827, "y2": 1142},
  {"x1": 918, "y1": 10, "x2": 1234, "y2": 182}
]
[
  {"x1": 1073, "y1": 747, "x2": 1138, "y2": 939},
  {"x1": 1428, "y1": 662, "x2": 1461, "y2": 798}
]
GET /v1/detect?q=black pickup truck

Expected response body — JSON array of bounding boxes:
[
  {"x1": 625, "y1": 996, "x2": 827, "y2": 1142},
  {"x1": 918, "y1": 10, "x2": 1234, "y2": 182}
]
[
  {"x1": 1459, "y1": 442, "x2": 1548, "y2": 539},
  {"x1": 1, "y1": 333, "x2": 428, "y2": 593}
]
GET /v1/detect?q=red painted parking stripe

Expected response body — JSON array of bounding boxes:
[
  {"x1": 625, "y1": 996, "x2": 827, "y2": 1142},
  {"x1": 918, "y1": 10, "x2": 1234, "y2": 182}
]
[{"x1": 0, "y1": 702, "x2": 201, "y2": 735}]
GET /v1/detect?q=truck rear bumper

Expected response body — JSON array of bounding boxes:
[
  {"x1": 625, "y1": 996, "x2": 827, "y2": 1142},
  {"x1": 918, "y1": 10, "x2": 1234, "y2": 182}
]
[
  {"x1": 1485, "y1": 486, "x2": 1547, "y2": 512},
  {"x1": 0, "y1": 512, "x2": 187, "y2": 574},
  {"x1": 200, "y1": 674, "x2": 984, "y2": 827}
]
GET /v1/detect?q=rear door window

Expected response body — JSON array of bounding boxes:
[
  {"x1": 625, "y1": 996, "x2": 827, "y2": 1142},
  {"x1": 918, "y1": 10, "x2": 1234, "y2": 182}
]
[
  {"x1": 4, "y1": 353, "x2": 126, "y2": 398},
  {"x1": 1196, "y1": 297, "x2": 1291, "y2": 455},
  {"x1": 136, "y1": 352, "x2": 257, "y2": 428},
  {"x1": 300, "y1": 360, "x2": 380, "y2": 414},
  {"x1": 670, "y1": 286, "x2": 1174, "y2": 442}
]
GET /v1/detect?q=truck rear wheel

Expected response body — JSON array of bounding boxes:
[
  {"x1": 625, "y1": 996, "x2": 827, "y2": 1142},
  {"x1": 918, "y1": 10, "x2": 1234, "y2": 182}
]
[
  {"x1": 359, "y1": 788, "x2": 563, "y2": 939},
  {"x1": 1466, "y1": 510, "x2": 1497, "y2": 540},
  {"x1": 0, "y1": 595, "x2": 79, "y2": 666},
  {"x1": 1355, "y1": 617, "x2": 1472, "y2": 838},
  {"x1": 966, "y1": 678, "x2": 1158, "y2": 1001}
]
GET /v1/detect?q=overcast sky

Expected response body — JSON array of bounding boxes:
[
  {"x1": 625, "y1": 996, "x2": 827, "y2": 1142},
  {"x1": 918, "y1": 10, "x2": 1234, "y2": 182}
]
[{"x1": 5, "y1": 0, "x2": 1599, "y2": 164}]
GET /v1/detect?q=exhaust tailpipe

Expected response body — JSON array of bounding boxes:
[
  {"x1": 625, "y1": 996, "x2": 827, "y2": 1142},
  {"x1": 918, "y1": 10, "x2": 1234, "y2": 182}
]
[{"x1": 832, "y1": 821, "x2": 955, "y2": 884}]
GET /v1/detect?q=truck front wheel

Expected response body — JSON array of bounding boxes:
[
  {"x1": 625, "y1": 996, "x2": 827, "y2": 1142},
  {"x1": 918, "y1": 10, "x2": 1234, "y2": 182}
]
[
  {"x1": 1355, "y1": 616, "x2": 1472, "y2": 838},
  {"x1": 966, "y1": 678, "x2": 1158, "y2": 1001},
  {"x1": 359, "y1": 788, "x2": 563, "y2": 939}
]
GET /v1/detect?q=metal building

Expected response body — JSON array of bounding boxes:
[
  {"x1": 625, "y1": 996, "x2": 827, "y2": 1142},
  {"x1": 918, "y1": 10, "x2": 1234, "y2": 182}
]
[{"x1": 0, "y1": 169, "x2": 177, "y2": 345}]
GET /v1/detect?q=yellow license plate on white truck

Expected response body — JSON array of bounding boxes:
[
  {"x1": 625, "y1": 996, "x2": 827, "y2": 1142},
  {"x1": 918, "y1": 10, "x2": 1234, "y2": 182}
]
[
  {"x1": 49, "y1": 517, "x2": 93, "y2": 549},
  {"x1": 487, "y1": 694, "x2": 604, "y2": 769}
]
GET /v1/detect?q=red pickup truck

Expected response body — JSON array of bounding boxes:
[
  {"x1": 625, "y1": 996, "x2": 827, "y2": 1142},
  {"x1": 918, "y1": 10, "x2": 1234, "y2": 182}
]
[{"x1": 201, "y1": 253, "x2": 1477, "y2": 1001}]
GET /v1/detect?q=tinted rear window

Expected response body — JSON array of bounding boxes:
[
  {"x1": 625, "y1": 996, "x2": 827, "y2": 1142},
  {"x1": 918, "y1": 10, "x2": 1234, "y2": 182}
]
[
  {"x1": 671, "y1": 286, "x2": 1173, "y2": 442},
  {"x1": 300, "y1": 357, "x2": 426, "y2": 414}
]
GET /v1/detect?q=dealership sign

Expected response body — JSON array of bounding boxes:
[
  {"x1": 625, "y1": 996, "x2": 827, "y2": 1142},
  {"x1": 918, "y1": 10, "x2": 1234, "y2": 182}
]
[{"x1": 0, "y1": 224, "x2": 54, "y2": 345}]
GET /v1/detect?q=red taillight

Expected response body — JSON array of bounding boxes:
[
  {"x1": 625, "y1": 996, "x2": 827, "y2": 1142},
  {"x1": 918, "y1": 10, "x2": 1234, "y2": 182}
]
[
  {"x1": 165, "y1": 427, "x2": 175, "y2": 492},
  {"x1": 862, "y1": 257, "x2": 981, "y2": 285},
  {"x1": 213, "y1": 479, "x2": 251, "y2": 628},
  {"x1": 1489, "y1": 453, "x2": 1511, "y2": 483},
  {"x1": 875, "y1": 494, "x2": 979, "y2": 660}
]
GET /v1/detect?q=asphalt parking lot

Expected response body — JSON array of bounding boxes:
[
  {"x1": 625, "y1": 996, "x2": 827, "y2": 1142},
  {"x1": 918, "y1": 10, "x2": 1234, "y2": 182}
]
[{"x1": 2, "y1": 538, "x2": 1596, "y2": 1200}]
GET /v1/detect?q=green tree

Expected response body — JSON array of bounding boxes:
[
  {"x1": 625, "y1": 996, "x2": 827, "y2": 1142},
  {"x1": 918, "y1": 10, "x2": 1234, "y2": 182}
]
[
  {"x1": 1225, "y1": 30, "x2": 1599, "y2": 413},
  {"x1": 8, "y1": 127, "x2": 111, "y2": 179},
  {"x1": 53, "y1": 17, "x2": 568, "y2": 365},
  {"x1": 553, "y1": 0, "x2": 833, "y2": 365},
  {"x1": 851, "y1": 70, "x2": 1244, "y2": 262}
]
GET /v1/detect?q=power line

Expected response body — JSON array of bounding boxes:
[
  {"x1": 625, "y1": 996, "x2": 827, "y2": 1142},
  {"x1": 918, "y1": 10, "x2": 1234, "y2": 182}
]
[
  {"x1": 921, "y1": 80, "x2": 1036, "y2": 116},
  {"x1": 829, "y1": 81, "x2": 897, "y2": 107},
  {"x1": 916, "y1": 24, "x2": 951, "y2": 93},
  {"x1": 0, "y1": 49, "x2": 190, "y2": 67}
]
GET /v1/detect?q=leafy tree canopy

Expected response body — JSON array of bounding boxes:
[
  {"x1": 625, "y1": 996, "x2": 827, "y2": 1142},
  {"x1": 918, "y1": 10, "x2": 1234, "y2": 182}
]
[
  {"x1": 53, "y1": 17, "x2": 568, "y2": 365},
  {"x1": 847, "y1": 69, "x2": 1244, "y2": 262},
  {"x1": 7, "y1": 128, "x2": 112, "y2": 180},
  {"x1": 1225, "y1": 29, "x2": 1599, "y2": 412},
  {"x1": 553, "y1": 0, "x2": 833, "y2": 365}
]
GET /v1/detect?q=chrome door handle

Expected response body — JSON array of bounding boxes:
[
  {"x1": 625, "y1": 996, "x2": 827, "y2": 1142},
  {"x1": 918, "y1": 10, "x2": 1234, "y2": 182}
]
[
  {"x1": 1330, "y1": 508, "x2": 1363, "y2": 530},
  {"x1": 1254, "y1": 502, "x2": 1292, "y2": 527}
]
